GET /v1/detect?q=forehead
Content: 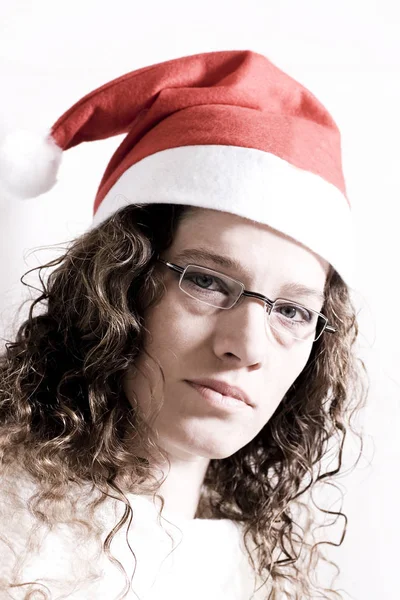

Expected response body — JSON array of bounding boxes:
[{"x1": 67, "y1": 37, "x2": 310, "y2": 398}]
[{"x1": 171, "y1": 207, "x2": 328, "y2": 275}]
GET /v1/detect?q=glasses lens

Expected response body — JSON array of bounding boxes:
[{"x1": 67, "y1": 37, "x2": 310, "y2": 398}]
[
  {"x1": 269, "y1": 300, "x2": 324, "y2": 342},
  {"x1": 178, "y1": 266, "x2": 328, "y2": 342},
  {"x1": 180, "y1": 265, "x2": 242, "y2": 308}
]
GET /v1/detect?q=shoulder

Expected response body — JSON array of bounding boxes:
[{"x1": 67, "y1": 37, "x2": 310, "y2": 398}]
[{"x1": 0, "y1": 466, "x2": 106, "y2": 594}]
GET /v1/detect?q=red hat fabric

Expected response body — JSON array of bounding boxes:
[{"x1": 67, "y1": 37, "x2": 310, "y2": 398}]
[{"x1": 0, "y1": 49, "x2": 354, "y2": 285}]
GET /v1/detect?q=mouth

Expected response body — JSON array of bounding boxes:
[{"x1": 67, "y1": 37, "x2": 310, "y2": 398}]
[
  {"x1": 185, "y1": 378, "x2": 253, "y2": 408},
  {"x1": 186, "y1": 381, "x2": 250, "y2": 411}
]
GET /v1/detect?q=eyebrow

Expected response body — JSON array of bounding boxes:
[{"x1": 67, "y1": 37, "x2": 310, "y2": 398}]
[{"x1": 172, "y1": 247, "x2": 326, "y2": 305}]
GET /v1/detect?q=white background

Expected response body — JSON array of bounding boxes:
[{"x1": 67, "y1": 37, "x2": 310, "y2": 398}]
[{"x1": 0, "y1": 1, "x2": 399, "y2": 598}]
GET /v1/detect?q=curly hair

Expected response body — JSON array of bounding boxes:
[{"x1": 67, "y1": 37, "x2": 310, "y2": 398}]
[{"x1": 0, "y1": 203, "x2": 368, "y2": 599}]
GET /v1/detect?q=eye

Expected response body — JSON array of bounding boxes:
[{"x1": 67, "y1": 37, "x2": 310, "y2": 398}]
[
  {"x1": 274, "y1": 303, "x2": 313, "y2": 323},
  {"x1": 186, "y1": 273, "x2": 229, "y2": 294}
]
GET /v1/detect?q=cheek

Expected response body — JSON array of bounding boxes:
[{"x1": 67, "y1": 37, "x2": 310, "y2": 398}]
[
  {"x1": 128, "y1": 300, "x2": 206, "y2": 418},
  {"x1": 141, "y1": 295, "x2": 205, "y2": 363},
  {"x1": 256, "y1": 347, "x2": 312, "y2": 427},
  {"x1": 275, "y1": 344, "x2": 313, "y2": 392}
]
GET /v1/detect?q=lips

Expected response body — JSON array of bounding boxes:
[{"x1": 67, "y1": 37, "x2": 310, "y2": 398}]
[{"x1": 186, "y1": 378, "x2": 253, "y2": 407}]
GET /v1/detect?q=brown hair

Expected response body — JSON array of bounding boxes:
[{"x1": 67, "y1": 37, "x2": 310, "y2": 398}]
[{"x1": 0, "y1": 203, "x2": 367, "y2": 599}]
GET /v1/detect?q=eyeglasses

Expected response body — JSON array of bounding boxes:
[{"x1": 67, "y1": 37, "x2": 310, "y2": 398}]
[{"x1": 157, "y1": 259, "x2": 336, "y2": 343}]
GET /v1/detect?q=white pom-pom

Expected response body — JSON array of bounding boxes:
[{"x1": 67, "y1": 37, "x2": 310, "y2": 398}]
[{"x1": 0, "y1": 129, "x2": 62, "y2": 199}]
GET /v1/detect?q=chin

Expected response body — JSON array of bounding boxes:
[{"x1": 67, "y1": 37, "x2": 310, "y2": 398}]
[{"x1": 200, "y1": 445, "x2": 243, "y2": 461}]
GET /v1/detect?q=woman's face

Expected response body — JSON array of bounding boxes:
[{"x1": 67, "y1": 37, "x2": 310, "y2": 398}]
[{"x1": 123, "y1": 208, "x2": 329, "y2": 460}]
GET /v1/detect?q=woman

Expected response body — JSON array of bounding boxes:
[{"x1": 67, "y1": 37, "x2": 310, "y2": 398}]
[{"x1": 0, "y1": 50, "x2": 367, "y2": 599}]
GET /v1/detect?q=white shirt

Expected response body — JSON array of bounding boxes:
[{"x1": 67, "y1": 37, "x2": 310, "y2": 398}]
[{"x1": 0, "y1": 474, "x2": 271, "y2": 599}]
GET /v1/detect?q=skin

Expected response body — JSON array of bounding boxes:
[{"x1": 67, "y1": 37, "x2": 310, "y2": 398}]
[{"x1": 122, "y1": 207, "x2": 329, "y2": 520}]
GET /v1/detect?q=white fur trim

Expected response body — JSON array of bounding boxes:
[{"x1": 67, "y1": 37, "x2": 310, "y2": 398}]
[
  {"x1": 0, "y1": 129, "x2": 62, "y2": 199},
  {"x1": 92, "y1": 145, "x2": 355, "y2": 286}
]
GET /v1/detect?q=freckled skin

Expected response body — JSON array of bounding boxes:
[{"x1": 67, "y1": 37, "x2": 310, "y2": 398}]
[{"x1": 123, "y1": 208, "x2": 329, "y2": 462}]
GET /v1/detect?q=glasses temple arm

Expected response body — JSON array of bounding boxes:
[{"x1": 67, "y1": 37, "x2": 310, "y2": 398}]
[
  {"x1": 325, "y1": 325, "x2": 337, "y2": 334},
  {"x1": 157, "y1": 258, "x2": 185, "y2": 275}
]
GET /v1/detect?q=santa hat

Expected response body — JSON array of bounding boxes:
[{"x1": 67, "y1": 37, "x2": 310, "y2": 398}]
[{"x1": 0, "y1": 49, "x2": 354, "y2": 285}]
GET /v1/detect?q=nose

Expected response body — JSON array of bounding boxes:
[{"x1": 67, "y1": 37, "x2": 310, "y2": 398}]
[{"x1": 212, "y1": 296, "x2": 269, "y2": 367}]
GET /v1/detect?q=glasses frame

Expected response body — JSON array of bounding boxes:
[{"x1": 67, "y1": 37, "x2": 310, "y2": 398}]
[{"x1": 157, "y1": 258, "x2": 336, "y2": 342}]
